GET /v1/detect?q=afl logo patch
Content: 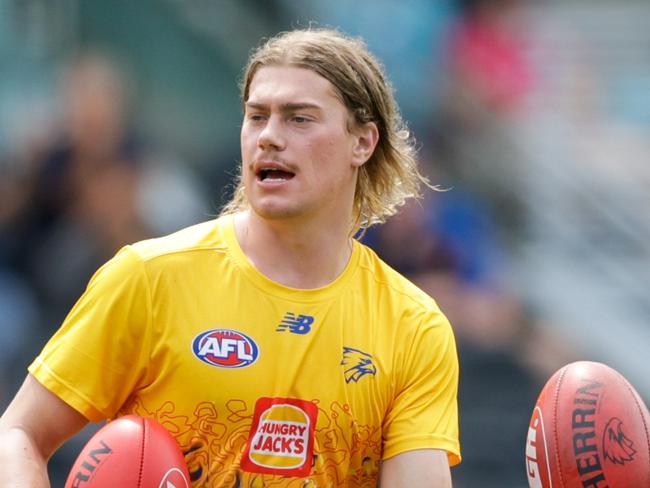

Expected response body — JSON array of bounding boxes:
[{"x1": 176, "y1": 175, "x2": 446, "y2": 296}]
[{"x1": 192, "y1": 329, "x2": 259, "y2": 368}]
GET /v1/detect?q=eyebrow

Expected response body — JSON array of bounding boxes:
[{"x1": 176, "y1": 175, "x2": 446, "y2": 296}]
[{"x1": 244, "y1": 102, "x2": 323, "y2": 113}]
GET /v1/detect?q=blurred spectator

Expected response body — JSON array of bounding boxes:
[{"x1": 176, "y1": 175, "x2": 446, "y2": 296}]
[
  {"x1": 0, "y1": 53, "x2": 208, "y2": 332},
  {"x1": 0, "y1": 54, "x2": 150, "y2": 326},
  {"x1": 449, "y1": 0, "x2": 533, "y2": 113},
  {"x1": 430, "y1": 0, "x2": 535, "y2": 240}
]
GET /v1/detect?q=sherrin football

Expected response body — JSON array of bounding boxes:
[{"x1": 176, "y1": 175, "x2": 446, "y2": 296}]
[
  {"x1": 525, "y1": 361, "x2": 650, "y2": 488},
  {"x1": 65, "y1": 415, "x2": 190, "y2": 488}
]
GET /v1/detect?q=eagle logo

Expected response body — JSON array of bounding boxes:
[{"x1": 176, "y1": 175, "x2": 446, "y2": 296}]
[
  {"x1": 341, "y1": 347, "x2": 377, "y2": 383},
  {"x1": 603, "y1": 417, "x2": 636, "y2": 465}
]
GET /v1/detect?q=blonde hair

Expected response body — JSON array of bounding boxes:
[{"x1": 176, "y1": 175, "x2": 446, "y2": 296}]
[{"x1": 222, "y1": 27, "x2": 430, "y2": 232}]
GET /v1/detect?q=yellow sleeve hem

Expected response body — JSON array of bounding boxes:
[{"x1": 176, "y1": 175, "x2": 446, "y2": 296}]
[
  {"x1": 382, "y1": 434, "x2": 462, "y2": 466},
  {"x1": 28, "y1": 358, "x2": 107, "y2": 422}
]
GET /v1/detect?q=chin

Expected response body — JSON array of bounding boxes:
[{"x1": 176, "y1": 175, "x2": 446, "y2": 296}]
[{"x1": 250, "y1": 200, "x2": 305, "y2": 221}]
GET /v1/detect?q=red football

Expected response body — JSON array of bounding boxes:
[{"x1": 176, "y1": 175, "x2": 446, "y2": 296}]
[
  {"x1": 525, "y1": 361, "x2": 650, "y2": 488},
  {"x1": 65, "y1": 415, "x2": 190, "y2": 488}
]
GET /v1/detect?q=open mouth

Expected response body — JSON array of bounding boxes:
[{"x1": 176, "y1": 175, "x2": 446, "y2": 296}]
[{"x1": 257, "y1": 168, "x2": 295, "y2": 182}]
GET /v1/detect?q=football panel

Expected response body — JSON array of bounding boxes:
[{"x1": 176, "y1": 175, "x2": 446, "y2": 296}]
[
  {"x1": 65, "y1": 416, "x2": 144, "y2": 487},
  {"x1": 140, "y1": 417, "x2": 191, "y2": 488}
]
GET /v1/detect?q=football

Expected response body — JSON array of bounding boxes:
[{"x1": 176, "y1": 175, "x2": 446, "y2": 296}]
[
  {"x1": 525, "y1": 361, "x2": 650, "y2": 488},
  {"x1": 65, "y1": 415, "x2": 190, "y2": 488}
]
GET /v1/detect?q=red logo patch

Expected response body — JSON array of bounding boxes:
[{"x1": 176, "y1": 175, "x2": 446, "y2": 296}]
[{"x1": 241, "y1": 397, "x2": 318, "y2": 477}]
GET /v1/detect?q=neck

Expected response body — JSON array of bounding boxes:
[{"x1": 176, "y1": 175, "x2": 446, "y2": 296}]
[{"x1": 234, "y1": 210, "x2": 354, "y2": 289}]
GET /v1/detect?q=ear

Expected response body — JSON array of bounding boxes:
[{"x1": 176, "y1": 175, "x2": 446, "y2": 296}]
[{"x1": 351, "y1": 121, "x2": 379, "y2": 168}]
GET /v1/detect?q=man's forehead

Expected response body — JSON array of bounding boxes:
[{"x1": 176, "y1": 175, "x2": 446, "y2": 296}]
[{"x1": 246, "y1": 65, "x2": 341, "y2": 105}]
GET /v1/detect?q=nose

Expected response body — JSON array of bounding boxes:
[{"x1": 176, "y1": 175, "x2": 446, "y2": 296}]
[{"x1": 257, "y1": 115, "x2": 286, "y2": 151}]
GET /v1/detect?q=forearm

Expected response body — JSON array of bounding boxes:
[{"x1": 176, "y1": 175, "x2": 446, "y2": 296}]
[
  {"x1": 0, "y1": 375, "x2": 89, "y2": 488},
  {"x1": 0, "y1": 427, "x2": 51, "y2": 488}
]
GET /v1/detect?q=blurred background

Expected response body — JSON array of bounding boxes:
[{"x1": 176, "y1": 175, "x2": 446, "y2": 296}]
[{"x1": 1, "y1": 0, "x2": 649, "y2": 486}]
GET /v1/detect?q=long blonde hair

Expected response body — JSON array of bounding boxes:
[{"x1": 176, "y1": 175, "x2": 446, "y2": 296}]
[{"x1": 222, "y1": 28, "x2": 430, "y2": 233}]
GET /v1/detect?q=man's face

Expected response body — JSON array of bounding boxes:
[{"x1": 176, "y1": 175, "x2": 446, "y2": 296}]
[{"x1": 240, "y1": 65, "x2": 369, "y2": 223}]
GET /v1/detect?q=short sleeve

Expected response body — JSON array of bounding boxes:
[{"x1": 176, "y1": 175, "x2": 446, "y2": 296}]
[
  {"x1": 382, "y1": 312, "x2": 461, "y2": 466},
  {"x1": 28, "y1": 245, "x2": 153, "y2": 421}
]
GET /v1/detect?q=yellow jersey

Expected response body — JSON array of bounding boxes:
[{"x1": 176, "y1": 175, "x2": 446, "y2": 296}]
[{"x1": 30, "y1": 215, "x2": 460, "y2": 487}]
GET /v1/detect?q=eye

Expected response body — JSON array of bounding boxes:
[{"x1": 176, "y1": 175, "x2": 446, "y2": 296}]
[
  {"x1": 247, "y1": 113, "x2": 266, "y2": 122},
  {"x1": 291, "y1": 115, "x2": 310, "y2": 124}
]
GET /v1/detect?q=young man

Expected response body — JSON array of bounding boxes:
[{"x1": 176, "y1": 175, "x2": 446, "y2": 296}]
[{"x1": 0, "y1": 28, "x2": 460, "y2": 487}]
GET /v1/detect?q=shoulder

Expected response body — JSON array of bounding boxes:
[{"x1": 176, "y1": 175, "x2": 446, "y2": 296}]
[
  {"x1": 355, "y1": 241, "x2": 443, "y2": 316},
  {"x1": 82, "y1": 217, "x2": 232, "y2": 302},
  {"x1": 91, "y1": 217, "x2": 230, "y2": 285},
  {"x1": 128, "y1": 216, "x2": 228, "y2": 263}
]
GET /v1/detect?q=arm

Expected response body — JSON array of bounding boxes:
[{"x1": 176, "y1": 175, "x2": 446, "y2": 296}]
[
  {"x1": 0, "y1": 374, "x2": 89, "y2": 487},
  {"x1": 380, "y1": 449, "x2": 452, "y2": 487}
]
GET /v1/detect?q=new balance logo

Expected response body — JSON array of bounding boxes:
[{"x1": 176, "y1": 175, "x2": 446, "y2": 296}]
[{"x1": 276, "y1": 313, "x2": 314, "y2": 334}]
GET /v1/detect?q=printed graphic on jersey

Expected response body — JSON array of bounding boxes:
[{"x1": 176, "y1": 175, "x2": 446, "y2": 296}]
[
  {"x1": 120, "y1": 398, "x2": 382, "y2": 487},
  {"x1": 241, "y1": 397, "x2": 318, "y2": 477},
  {"x1": 192, "y1": 329, "x2": 259, "y2": 368},
  {"x1": 341, "y1": 347, "x2": 377, "y2": 383},
  {"x1": 275, "y1": 313, "x2": 314, "y2": 334}
]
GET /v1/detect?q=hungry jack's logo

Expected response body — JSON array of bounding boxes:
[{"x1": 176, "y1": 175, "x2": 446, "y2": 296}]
[{"x1": 241, "y1": 397, "x2": 318, "y2": 477}]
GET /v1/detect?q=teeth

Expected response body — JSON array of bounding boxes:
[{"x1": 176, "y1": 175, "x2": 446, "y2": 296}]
[{"x1": 258, "y1": 169, "x2": 287, "y2": 182}]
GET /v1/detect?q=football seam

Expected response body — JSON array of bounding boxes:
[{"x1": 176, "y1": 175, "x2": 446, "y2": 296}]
[
  {"x1": 552, "y1": 364, "x2": 569, "y2": 488},
  {"x1": 618, "y1": 373, "x2": 650, "y2": 485},
  {"x1": 138, "y1": 417, "x2": 147, "y2": 488}
]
